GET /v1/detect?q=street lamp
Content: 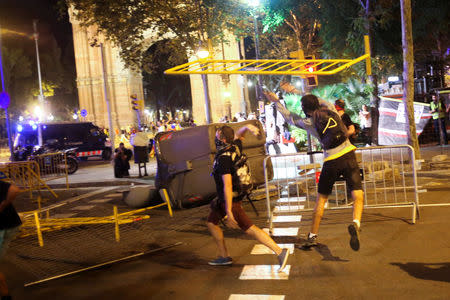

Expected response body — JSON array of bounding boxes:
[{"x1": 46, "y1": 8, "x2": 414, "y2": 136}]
[
  {"x1": 247, "y1": 0, "x2": 263, "y2": 104},
  {"x1": 33, "y1": 20, "x2": 45, "y2": 104},
  {"x1": 0, "y1": 23, "x2": 14, "y2": 160},
  {"x1": 197, "y1": 43, "x2": 212, "y2": 124}
]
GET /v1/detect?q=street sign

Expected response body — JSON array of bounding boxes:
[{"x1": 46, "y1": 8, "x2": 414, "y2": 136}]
[
  {"x1": 80, "y1": 109, "x2": 88, "y2": 117},
  {"x1": 0, "y1": 91, "x2": 10, "y2": 109}
]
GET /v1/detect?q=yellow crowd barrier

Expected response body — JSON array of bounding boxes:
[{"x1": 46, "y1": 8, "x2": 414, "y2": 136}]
[
  {"x1": 0, "y1": 161, "x2": 58, "y2": 209},
  {"x1": 19, "y1": 196, "x2": 173, "y2": 247}
]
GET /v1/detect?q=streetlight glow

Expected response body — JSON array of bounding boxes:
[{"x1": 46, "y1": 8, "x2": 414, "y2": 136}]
[
  {"x1": 248, "y1": 0, "x2": 260, "y2": 7},
  {"x1": 197, "y1": 47, "x2": 210, "y2": 59}
]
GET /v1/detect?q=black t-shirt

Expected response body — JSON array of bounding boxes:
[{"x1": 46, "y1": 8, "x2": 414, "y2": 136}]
[
  {"x1": 213, "y1": 139, "x2": 243, "y2": 203},
  {"x1": 341, "y1": 113, "x2": 356, "y2": 143},
  {"x1": 0, "y1": 181, "x2": 22, "y2": 230}
]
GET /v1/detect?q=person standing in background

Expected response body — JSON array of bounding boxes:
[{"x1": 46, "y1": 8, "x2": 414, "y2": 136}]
[
  {"x1": 430, "y1": 94, "x2": 448, "y2": 145},
  {"x1": 359, "y1": 104, "x2": 372, "y2": 146}
]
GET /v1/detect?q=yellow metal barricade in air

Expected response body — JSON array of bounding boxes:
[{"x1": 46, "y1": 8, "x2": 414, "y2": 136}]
[{"x1": 165, "y1": 35, "x2": 372, "y2": 77}]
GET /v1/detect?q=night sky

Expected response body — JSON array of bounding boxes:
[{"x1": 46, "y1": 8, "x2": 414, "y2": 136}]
[{"x1": 0, "y1": 0, "x2": 73, "y2": 63}]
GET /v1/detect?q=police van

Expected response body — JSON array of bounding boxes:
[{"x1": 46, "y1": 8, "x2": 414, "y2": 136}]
[{"x1": 14, "y1": 122, "x2": 112, "y2": 160}]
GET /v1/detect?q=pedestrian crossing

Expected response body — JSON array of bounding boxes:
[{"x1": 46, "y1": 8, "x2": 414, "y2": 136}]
[
  {"x1": 239, "y1": 265, "x2": 291, "y2": 280},
  {"x1": 229, "y1": 295, "x2": 285, "y2": 300},
  {"x1": 227, "y1": 198, "x2": 302, "y2": 300}
]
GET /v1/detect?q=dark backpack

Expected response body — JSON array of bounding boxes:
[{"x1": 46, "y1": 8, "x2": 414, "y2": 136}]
[
  {"x1": 312, "y1": 108, "x2": 348, "y2": 150},
  {"x1": 213, "y1": 146, "x2": 253, "y2": 197}
]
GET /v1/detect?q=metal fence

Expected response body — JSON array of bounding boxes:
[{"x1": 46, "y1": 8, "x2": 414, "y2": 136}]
[
  {"x1": 264, "y1": 145, "x2": 420, "y2": 233},
  {"x1": 0, "y1": 161, "x2": 58, "y2": 209},
  {"x1": 30, "y1": 152, "x2": 69, "y2": 189}
]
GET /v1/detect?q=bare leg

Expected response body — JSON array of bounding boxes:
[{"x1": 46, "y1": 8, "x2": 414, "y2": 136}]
[
  {"x1": 310, "y1": 193, "x2": 329, "y2": 234},
  {"x1": 207, "y1": 222, "x2": 229, "y2": 258},
  {"x1": 0, "y1": 272, "x2": 9, "y2": 296},
  {"x1": 351, "y1": 190, "x2": 364, "y2": 223},
  {"x1": 245, "y1": 225, "x2": 282, "y2": 255}
]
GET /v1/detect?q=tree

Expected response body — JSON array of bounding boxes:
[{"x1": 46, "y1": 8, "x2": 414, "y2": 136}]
[
  {"x1": 400, "y1": 0, "x2": 420, "y2": 158},
  {"x1": 65, "y1": 0, "x2": 250, "y2": 70}
]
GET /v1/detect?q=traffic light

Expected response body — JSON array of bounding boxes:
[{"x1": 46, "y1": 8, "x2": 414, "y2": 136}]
[
  {"x1": 130, "y1": 94, "x2": 143, "y2": 111},
  {"x1": 304, "y1": 55, "x2": 318, "y2": 87}
]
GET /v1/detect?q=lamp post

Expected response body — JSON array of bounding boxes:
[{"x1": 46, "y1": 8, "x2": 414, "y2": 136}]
[
  {"x1": 248, "y1": 0, "x2": 263, "y2": 104},
  {"x1": 0, "y1": 23, "x2": 14, "y2": 160},
  {"x1": 197, "y1": 45, "x2": 212, "y2": 124},
  {"x1": 99, "y1": 42, "x2": 115, "y2": 150},
  {"x1": 33, "y1": 20, "x2": 45, "y2": 103}
]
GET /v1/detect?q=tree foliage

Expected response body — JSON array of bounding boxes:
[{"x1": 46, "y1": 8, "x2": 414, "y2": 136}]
[{"x1": 66, "y1": 0, "x2": 251, "y2": 70}]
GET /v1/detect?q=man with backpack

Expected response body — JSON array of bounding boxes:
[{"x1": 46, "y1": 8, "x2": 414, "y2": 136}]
[
  {"x1": 264, "y1": 87, "x2": 364, "y2": 251},
  {"x1": 207, "y1": 124, "x2": 290, "y2": 271}
]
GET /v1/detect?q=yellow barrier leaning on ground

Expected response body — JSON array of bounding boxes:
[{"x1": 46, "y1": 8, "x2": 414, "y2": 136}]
[{"x1": 20, "y1": 195, "x2": 173, "y2": 247}]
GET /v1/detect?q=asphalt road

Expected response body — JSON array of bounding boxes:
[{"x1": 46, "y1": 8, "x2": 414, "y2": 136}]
[{"x1": 2, "y1": 145, "x2": 450, "y2": 299}]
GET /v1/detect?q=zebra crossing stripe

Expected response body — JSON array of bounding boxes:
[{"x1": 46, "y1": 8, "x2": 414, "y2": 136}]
[
  {"x1": 50, "y1": 213, "x2": 76, "y2": 219},
  {"x1": 239, "y1": 265, "x2": 290, "y2": 280},
  {"x1": 277, "y1": 197, "x2": 306, "y2": 203},
  {"x1": 263, "y1": 227, "x2": 299, "y2": 236},
  {"x1": 70, "y1": 205, "x2": 95, "y2": 211},
  {"x1": 272, "y1": 215, "x2": 302, "y2": 222},
  {"x1": 251, "y1": 244, "x2": 294, "y2": 255},
  {"x1": 228, "y1": 295, "x2": 285, "y2": 300},
  {"x1": 104, "y1": 194, "x2": 122, "y2": 198},
  {"x1": 274, "y1": 205, "x2": 304, "y2": 213},
  {"x1": 90, "y1": 198, "x2": 113, "y2": 203}
]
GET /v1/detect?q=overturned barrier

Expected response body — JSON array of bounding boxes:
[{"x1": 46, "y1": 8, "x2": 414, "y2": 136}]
[
  {"x1": 10, "y1": 190, "x2": 173, "y2": 287},
  {"x1": 264, "y1": 145, "x2": 420, "y2": 232}
]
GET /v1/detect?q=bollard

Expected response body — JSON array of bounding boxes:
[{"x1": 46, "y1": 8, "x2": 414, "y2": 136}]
[
  {"x1": 34, "y1": 211, "x2": 44, "y2": 247},
  {"x1": 113, "y1": 206, "x2": 120, "y2": 242}
]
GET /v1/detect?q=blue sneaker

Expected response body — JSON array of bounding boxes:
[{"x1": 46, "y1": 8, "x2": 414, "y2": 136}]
[
  {"x1": 277, "y1": 248, "x2": 290, "y2": 272},
  {"x1": 208, "y1": 256, "x2": 233, "y2": 266}
]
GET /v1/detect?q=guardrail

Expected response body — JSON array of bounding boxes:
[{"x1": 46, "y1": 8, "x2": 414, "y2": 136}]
[
  {"x1": 264, "y1": 145, "x2": 420, "y2": 233},
  {"x1": 30, "y1": 152, "x2": 69, "y2": 189},
  {"x1": 0, "y1": 161, "x2": 58, "y2": 209}
]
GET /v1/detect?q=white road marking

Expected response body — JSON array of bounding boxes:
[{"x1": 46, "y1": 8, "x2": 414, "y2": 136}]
[
  {"x1": 50, "y1": 213, "x2": 76, "y2": 219},
  {"x1": 277, "y1": 197, "x2": 306, "y2": 203},
  {"x1": 263, "y1": 227, "x2": 299, "y2": 236},
  {"x1": 239, "y1": 265, "x2": 290, "y2": 280},
  {"x1": 251, "y1": 244, "x2": 294, "y2": 255},
  {"x1": 274, "y1": 205, "x2": 304, "y2": 213},
  {"x1": 228, "y1": 295, "x2": 285, "y2": 300},
  {"x1": 104, "y1": 193, "x2": 122, "y2": 198},
  {"x1": 272, "y1": 215, "x2": 302, "y2": 223},
  {"x1": 71, "y1": 205, "x2": 95, "y2": 211},
  {"x1": 90, "y1": 198, "x2": 114, "y2": 203}
]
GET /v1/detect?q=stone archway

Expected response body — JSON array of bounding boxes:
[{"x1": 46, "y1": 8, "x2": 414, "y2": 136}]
[{"x1": 69, "y1": 12, "x2": 247, "y2": 130}]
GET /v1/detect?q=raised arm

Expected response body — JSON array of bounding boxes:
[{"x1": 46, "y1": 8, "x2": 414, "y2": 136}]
[
  {"x1": 263, "y1": 90, "x2": 320, "y2": 139},
  {"x1": 235, "y1": 124, "x2": 260, "y2": 140}
]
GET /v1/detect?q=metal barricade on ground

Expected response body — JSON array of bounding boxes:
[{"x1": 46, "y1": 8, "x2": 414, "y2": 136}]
[
  {"x1": 11, "y1": 191, "x2": 174, "y2": 287},
  {"x1": 264, "y1": 145, "x2": 420, "y2": 233}
]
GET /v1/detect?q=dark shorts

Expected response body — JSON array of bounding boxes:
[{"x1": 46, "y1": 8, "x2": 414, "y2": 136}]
[
  {"x1": 318, "y1": 150, "x2": 362, "y2": 195},
  {"x1": 207, "y1": 200, "x2": 253, "y2": 231},
  {"x1": 0, "y1": 226, "x2": 20, "y2": 259}
]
